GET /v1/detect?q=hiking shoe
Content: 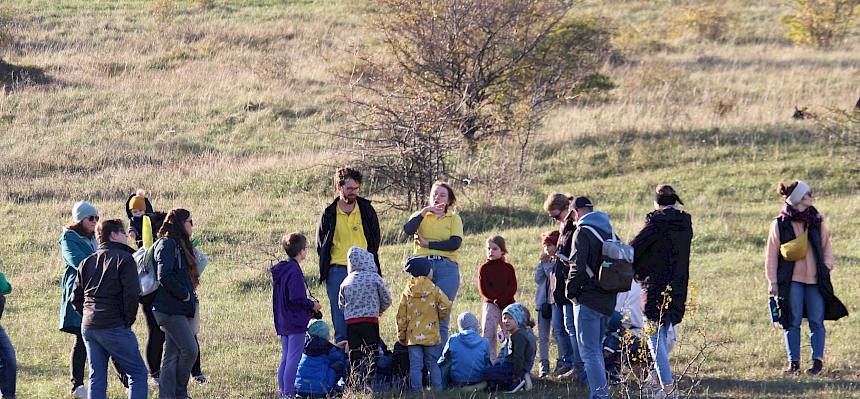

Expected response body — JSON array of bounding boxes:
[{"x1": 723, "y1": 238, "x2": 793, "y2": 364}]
[
  {"x1": 72, "y1": 385, "x2": 87, "y2": 398},
  {"x1": 784, "y1": 360, "x2": 801, "y2": 375},
  {"x1": 553, "y1": 365, "x2": 571, "y2": 377},
  {"x1": 193, "y1": 373, "x2": 209, "y2": 385},
  {"x1": 806, "y1": 359, "x2": 823, "y2": 376}
]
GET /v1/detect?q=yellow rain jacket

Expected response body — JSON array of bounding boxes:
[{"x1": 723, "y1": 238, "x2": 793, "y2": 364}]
[{"x1": 396, "y1": 276, "x2": 451, "y2": 346}]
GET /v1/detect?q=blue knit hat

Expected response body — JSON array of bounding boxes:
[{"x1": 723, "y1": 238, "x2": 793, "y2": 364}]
[
  {"x1": 502, "y1": 303, "x2": 528, "y2": 328},
  {"x1": 404, "y1": 256, "x2": 431, "y2": 277},
  {"x1": 72, "y1": 201, "x2": 98, "y2": 223},
  {"x1": 457, "y1": 312, "x2": 480, "y2": 332},
  {"x1": 307, "y1": 319, "x2": 330, "y2": 340}
]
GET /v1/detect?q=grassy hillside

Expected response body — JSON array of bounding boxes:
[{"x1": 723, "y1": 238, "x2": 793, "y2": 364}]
[{"x1": 1, "y1": 0, "x2": 858, "y2": 398}]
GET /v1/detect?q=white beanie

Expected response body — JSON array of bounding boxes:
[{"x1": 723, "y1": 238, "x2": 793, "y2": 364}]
[
  {"x1": 72, "y1": 201, "x2": 98, "y2": 223},
  {"x1": 786, "y1": 181, "x2": 811, "y2": 207}
]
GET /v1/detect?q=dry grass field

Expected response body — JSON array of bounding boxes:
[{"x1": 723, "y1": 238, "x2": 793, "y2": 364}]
[{"x1": 1, "y1": 0, "x2": 858, "y2": 397}]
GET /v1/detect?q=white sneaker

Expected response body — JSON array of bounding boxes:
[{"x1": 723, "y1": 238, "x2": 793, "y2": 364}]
[{"x1": 72, "y1": 385, "x2": 87, "y2": 398}]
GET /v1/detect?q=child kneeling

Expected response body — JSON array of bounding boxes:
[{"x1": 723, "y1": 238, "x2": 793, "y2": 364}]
[
  {"x1": 295, "y1": 320, "x2": 347, "y2": 396},
  {"x1": 439, "y1": 312, "x2": 491, "y2": 387},
  {"x1": 482, "y1": 304, "x2": 536, "y2": 392},
  {"x1": 396, "y1": 257, "x2": 451, "y2": 391}
]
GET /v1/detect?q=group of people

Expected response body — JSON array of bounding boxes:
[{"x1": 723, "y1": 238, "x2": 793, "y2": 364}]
[
  {"x1": 272, "y1": 167, "x2": 696, "y2": 399},
  {"x1": 56, "y1": 192, "x2": 209, "y2": 399},
  {"x1": 0, "y1": 165, "x2": 841, "y2": 399}
]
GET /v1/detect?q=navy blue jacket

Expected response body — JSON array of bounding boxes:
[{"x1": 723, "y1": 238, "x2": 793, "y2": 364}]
[{"x1": 151, "y1": 238, "x2": 196, "y2": 317}]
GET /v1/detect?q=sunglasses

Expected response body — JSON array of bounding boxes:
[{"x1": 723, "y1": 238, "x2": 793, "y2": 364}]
[
  {"x1": 186, "y1": 219, "x2": 194, "y2": 226},
  {"x1": 87, "y1": 215, "x2": 100, "y2": 222}
]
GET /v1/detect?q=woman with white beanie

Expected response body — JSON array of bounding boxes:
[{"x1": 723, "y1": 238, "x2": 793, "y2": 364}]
[
  {"x1": 765, "y1": 180, "x2": 847, "y2": 375},
  {"x1": 58, "y1": 201, "x2": 100, "y2": 398}
]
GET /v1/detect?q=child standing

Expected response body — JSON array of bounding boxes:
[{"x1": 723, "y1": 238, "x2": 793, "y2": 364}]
[
  {"x1": 272, "y1": 232, "x2": 321, "y2": 398},
  {"x1": 295, "y1": 319, "x2": 348, "y2": 396},
  {"x1": 438, "y1": 312, "x2": 491, "y2": 388},
  {"x1": 339, "y1": 246, "x2": 392, "y2": 383},
  {"x1": 478, "y1": 235, "x2": 517, "y2": 362},
  {"x1": 482, "y1": 303, "x2": 536, "y2": 392},
  {"x1": 534, "y1": 230, "x2": 559, "y2": 378},
  {"x1": 396, "y1": 257, "x2": 451, "y2": 391}
]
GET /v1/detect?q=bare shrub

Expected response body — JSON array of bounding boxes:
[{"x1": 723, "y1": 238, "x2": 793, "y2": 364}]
[
  {"x1": 821, "y1": 106, "x2": 860, "y2": 159},
  {"x1": 780, "y1": 0, "x2": 860, "y2": 48},
  {"x1": 341, "y1": 0, "x2": 614, "y2": 209}
]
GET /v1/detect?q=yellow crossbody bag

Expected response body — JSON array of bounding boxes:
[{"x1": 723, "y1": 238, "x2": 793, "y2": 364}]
[{"x1": 779, "y1": 229, "x2": 808, "y2": 261}]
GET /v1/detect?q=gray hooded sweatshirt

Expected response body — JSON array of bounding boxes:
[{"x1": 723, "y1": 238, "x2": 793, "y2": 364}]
[{"x1": 338, "y1": 246, "x2": 392, "y2": 321}]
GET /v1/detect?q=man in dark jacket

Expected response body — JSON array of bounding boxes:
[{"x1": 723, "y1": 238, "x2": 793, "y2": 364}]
[
  {"x1": 72, "y1": 219, "x2": 148, "y2": 399},
  {"x1": 316, "y1": 167, "x2": 381, "y2": 343},
  {"x1": 565, "y1": 197, "x2": 616, "y2": 399}
]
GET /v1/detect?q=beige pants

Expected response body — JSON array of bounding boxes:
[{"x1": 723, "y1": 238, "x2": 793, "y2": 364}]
[{"x1": 482, "y1": 302, "x2": 504, "y2": 362}]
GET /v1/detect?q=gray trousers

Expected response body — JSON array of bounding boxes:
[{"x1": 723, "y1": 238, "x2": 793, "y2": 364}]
[{"x1": 153, "y1": 311, "x2": 198, "y2": 399}]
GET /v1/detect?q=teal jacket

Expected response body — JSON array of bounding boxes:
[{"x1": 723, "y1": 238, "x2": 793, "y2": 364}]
[{"x1": 58, "y1": 228, "x2": 97, "y2": 333}]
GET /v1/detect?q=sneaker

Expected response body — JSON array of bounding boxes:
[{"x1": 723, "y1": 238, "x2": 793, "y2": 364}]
[
  {"x1": 558, "y1": 367, "x2": 583, "y2": 381},
  {"x1": 505, "y1": 379, "x2": 527, "y2": 394},
  {"x1": 193, "y1": 374, "x2": 209, "y2": 385},
  {"x1": 553, "y1": 365, "x2": 571, "y2": 377},
  {"x1": 784, "y1": 360, "x2": 801, "y2": 375},
  {"x1": 71, "y1": 385, "x2": 87, "y2": 398},
  {"x1": 806, "y1": 359, "x2": 823, "y2": 376},
  {"x1": 524, "y1": 374, "x2": 534, "y2": 391}
]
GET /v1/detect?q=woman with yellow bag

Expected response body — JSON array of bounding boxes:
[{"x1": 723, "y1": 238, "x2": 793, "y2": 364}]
[{"x1": 764, "y1": 180, "x2": 847, "y2": 376}]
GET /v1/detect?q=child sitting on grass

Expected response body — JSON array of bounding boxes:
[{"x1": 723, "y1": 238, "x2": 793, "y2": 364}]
[
  {"x1": 396, "y1": 257, "x2": 451, "y2": 392},
  {"x1": 482, "y1": 303, "x2": 536, "y2": 393},
  {"x1": 438, "y1": 312, "x2": 491, "y2": 389},
  {"x1": 339, "y1": 246, "x2": 392, "y2": 385},
  {"x1": 294, "y1": 319, "x2": 348, "y2": 396},
  {"x1": 478, "y1": 235, "x2": 517, "y2": 362}
]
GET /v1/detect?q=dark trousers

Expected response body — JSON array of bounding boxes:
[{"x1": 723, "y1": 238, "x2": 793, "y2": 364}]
[
  {"x1": 142, "y1": 302, "x2": 202, "y2": 378},
  {"x1": 70, "y1": 331, "x2": 128, "y2": 390},
  {"x1": 346, "y1": 322, "x2": 380, "y2": 384},
  {"x1": 482, "y1": 359, "x2": 516, "y2": 391}
]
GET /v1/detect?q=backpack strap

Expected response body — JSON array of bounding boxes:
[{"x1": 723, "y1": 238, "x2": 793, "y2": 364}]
[{"x1": 577, "y1": 225, "x2": 610, "y2": 279}]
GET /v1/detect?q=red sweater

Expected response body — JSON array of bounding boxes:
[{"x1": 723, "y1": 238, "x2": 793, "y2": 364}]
[{"x1": 478, "y1": 257, "x2": 517, "y2": 310}]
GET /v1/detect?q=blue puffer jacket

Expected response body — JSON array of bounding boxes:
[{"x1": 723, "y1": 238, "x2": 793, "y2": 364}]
[
  {"x1": 295, "y1": 336, "x2": 347, "y2": 395},
  {"x1": 439, "y1": 330, "x2": 491, "y2": 385}
]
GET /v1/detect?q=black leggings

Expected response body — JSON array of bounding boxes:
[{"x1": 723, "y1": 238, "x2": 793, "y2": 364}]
[{"x1": 141, "y1": 302, "x2": 202, "y2": 378}]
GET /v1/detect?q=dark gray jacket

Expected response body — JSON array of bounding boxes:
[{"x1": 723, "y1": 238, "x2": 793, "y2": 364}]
[
  {"x1": 565, "y1": 211, "x2": 618, "y2": 317},
  {"x1": 72, "y1": 241, "x2": 141, "y2": 329}
]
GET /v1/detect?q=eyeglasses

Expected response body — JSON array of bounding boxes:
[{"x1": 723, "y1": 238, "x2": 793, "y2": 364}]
[
  {"x1": 548, "y1": 211, "x2": 562, "y2": 221},
  {"x1": 87, "y1": 215, "x2": 100, "y2": 222}
]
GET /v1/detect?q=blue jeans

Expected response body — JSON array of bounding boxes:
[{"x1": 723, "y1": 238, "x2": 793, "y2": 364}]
[
  {"x1": 408, "y1": 345, "x2": 441, "y2": 391},
  {"x1": 0, "y1": 325, "x2": 16, "y2": 398},
  {"x1": 326, "y1": 265, "x2": 349, "y2": 343},
  {"x1": 81, "y1": 327, "x2": 148, "y2": 399},
  {"x1": 645, "y1": 320, "x2": 673, "y2": 386},
  {"x1": 552, "y1": 303, "x2": 583, "y2": 371},
  {"x1": 430, "y1": 257, "x2": 460, "y2": 348},
  {"x1": 785, "y1": 281, "x2": 826, "y2": 362},
  {"x1": 574, "y1": 304, "x2": 609, "y2": 399}
]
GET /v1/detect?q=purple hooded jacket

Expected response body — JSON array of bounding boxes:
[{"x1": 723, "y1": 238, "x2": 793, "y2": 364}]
[{"x1": 272, "y1": 258, "x2": 315, "y2": 336}]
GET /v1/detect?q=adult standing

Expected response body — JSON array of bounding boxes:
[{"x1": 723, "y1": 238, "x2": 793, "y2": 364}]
[
  {"x1": 565, "y1": 197, "x2": 617, "y2": 399},
  {"x1": 764, "y1": 180, "x2": 847, "y2": 375},
  {"x1": 542, "y1": 193, "x2": 583, "y2": 378},
  {"x1": 316, "y1": 167, "x2": 381, "y2": 344},
  {"x1": 71, "y1": 219, "x2": 149, "y2": 399},
  {"x1": 58, "y1": 200, "x2": 100, "y2": 398},
  {"x1": 403, "y1": 182, "x2": 463, "y2": 345},
  {"x1": 630, "y1": 185, "x2": 693, "y2": 397},
  {"x1": 151, "y1": 209, "x2": 200, "y2": 399}
]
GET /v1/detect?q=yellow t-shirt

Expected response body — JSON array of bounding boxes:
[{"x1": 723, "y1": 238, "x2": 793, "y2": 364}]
[
  {"x1": 330, "y1": 204, "x2": 367, "y2": 266},
  {"x1": 412, "y1": 211, "x2": 464, "y2": 263}
]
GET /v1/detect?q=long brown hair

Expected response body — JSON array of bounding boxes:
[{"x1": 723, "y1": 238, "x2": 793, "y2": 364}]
[{"x1": 157, "y1": 208, "x2": 200, "y2": 288}]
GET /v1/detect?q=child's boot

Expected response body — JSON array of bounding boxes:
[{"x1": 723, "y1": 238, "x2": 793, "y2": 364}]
[
  {"x1": 784, "y1": 360, "x2": 800, "y2": 375},
  {"x1": 806, "y1": 359, "x2": 823, "y2": 376}
]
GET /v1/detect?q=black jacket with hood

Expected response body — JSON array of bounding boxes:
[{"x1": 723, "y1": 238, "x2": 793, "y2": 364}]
[
  {"x1": 565, "y1": 211, "x2": 618, "y2": 316},
  {"x1": 630, "y1": 207, "x2": 693, "y2": 326},
  {"x1": 316, "y1": 197, "x2": 381, "y2": 283}
]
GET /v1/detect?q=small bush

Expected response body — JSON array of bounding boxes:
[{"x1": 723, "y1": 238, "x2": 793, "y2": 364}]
[
  {"x1": 613, "y1": 23, "x2": 669, "y2": 55},
  {"x1": 151, "y1": 0, "x2": 177, "y2": 29},
  {"x1": 780, "y1": 0, "x2": 860, "y2": 48},
  {"x1": 670, "y1": 5, "x2": 735, "y2": 42}
]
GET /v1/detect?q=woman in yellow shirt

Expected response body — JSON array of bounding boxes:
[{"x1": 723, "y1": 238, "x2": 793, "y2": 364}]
[{"x1": 403, "y1": 182, "x2": 464, "y2": 347}]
